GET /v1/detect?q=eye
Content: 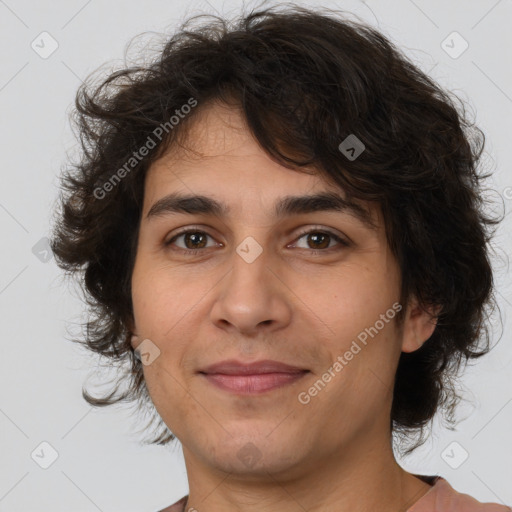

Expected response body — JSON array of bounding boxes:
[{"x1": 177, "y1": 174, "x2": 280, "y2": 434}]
[
  {"x1": 290, "y1": 228, "x2": 350, "y2": 254},
  {"x1": 164, "y1": 227, "x2": 350, "y2": 255},
  {"x1": 164, "y1": 229, "x2": 219, "y2": 254}
]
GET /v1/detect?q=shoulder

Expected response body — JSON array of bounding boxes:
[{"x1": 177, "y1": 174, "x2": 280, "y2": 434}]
[
  {"x1": 409, "y1": 477, "x2": 511, "y2": 512},
  {"x1": 157, "y1": 495, "x2": 188, "y2": 512}
]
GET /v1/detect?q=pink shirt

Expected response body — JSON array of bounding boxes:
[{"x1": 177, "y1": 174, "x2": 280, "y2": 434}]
[
  {"x1": 408, "y1": 476, "x2": 511, "y2": 512},
  {"x1": 158, "y1": 476, "x2": 512, "y2": 511}
]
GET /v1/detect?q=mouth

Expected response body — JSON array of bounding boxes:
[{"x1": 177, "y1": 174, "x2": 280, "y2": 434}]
[
  {"x1": 200, "y1": 372, "x2": 309, "y2": 394},
  {"x1": 198, "y1": 359, "x2": 310, "y2": 394}
]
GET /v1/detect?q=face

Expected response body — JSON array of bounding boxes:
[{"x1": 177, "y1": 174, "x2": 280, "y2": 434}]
[{"x1": 130, "y1": 101, "x2": 431, "y2": 478}]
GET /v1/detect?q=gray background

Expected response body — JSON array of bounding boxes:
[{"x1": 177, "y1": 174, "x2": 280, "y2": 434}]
[{"x1": 0, "y1": 0, "x2": 511, "y2": 510}]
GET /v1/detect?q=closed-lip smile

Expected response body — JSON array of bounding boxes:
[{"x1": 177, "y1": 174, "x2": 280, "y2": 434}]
[{"x1": 198, "y1": 359, "x2": 309, "y2": 394}]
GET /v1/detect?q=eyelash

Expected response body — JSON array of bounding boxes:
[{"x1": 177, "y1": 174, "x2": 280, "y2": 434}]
[{"x1": 164, "y1": 227, "x2": 350, "y2": 256}]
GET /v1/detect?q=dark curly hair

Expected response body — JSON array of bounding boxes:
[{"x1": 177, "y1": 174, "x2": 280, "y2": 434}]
[{"x1": 50, "y1": 3, "x2": 502, "y2": 455}]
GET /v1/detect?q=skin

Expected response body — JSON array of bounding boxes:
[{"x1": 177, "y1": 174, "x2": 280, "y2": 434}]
[{"x1": 130, "y1": 100, "x2": 438, "y2": 512}]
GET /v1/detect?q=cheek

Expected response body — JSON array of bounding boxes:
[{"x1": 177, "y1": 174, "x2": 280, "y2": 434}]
[
  {"x1": 131, "y1": 262, "x2": 202, "y2": 372},
  {"x1": 301, "y1": 272, "x2": 402, "y2": 398},
  {"x1": 141, "y1": 363, "x2": 194, "y2": 438},
  {"x1": 297, "y1": 265, "x2": 398, "y2": 344},
  {"x1": 131, "y1": 260, "x2": 195, "y2": 335}
]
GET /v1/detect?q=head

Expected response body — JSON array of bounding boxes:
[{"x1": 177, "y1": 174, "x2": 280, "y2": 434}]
[{"x1": 51, "y1": 4, "x2": 500, "y2": 464}]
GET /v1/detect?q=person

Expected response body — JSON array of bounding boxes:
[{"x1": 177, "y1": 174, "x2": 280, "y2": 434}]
[{"x1": 50, "y1": 4, "x2": 510, "y2": 511}]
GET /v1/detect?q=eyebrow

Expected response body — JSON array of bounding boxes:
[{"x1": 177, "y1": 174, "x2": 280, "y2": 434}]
[{"x1": 146, "y1": 192, "x2": 378, "y2": 231}]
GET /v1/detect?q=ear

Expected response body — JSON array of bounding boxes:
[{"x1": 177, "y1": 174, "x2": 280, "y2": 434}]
[
  {"x1": 130, "y1": 334, "x2": 140, "y2": 350},
  {"x1": 401, "y1": 296, "x2": 441, "y2": 353},
  {"x1": 125, "y1": 317, "x2": 139, "y2": 350}
]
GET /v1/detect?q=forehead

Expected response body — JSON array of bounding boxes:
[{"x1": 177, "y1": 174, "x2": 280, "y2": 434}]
[
  {"x1": 146, "y1": 100, "x2": 319, "y2": 186},
  {"x1": 142, "y1": 101, "x2": 381, "y2": 229}
]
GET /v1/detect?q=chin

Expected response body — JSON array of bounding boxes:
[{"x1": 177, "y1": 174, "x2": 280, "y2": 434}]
[{"x1": 203, "y1": 436, "x2": 305, "y2": 477}]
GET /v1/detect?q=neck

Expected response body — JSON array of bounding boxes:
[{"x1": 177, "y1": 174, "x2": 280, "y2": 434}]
[{"x1": 181, "y1": 428, "x2": 432, "y2": 512}]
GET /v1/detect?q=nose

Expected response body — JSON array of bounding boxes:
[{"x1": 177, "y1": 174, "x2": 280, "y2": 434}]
[{"x1": 209, "y1": 247, "x2": 293, "y2": 337}]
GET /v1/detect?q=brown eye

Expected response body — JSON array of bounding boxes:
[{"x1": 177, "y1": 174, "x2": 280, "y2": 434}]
[
  {"x1": 164, "y1": 227, "x2": 349, "y2": 256},
  {"x1": 304, "y1": 232, "x2": 331, "y2": 249},
  {"x1": 165, "y1": 230, "x2": 216, "y2": 252},
  {"x1": 291, "y1": 229, "x2": 349, "y2": 253},
  {"x1": 181, "y1": 232, "x2": 208, "y2": 249}
]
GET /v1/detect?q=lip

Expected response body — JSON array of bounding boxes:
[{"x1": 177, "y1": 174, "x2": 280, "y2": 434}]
[
  {"x1": 202, "y1": 372, "x2": 308, "y2": 394},
  {"x1": 199, "y1": 359, "x2": 308, "y2": 375},
  {"x1": 198, "y1": 359, "x2": 309, "y2": 394}
]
